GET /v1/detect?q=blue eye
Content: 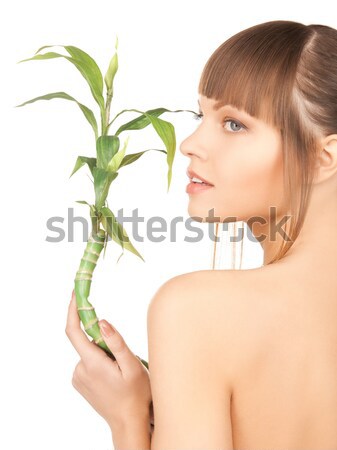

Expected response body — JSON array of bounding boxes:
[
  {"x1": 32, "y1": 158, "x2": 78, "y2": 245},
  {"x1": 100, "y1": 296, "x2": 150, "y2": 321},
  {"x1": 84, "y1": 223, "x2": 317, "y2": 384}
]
[
  {"x1": 192, "y1": 112, "x2": 246, "y2": 133},
  {"x1": 224, "y1": 119, "x2": 245, "y2": 132}
]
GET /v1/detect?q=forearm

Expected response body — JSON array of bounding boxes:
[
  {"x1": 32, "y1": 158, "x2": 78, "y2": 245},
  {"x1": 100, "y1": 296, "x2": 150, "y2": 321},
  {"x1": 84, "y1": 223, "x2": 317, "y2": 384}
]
[{"x1": 110, "y1": 414, "x2": 151, "y2": 450}]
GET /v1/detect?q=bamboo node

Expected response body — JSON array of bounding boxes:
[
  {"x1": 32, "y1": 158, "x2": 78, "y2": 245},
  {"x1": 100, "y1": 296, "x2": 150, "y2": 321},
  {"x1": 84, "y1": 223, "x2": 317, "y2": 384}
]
[
  {"x1": 84, "y1": 317, "x2": 98, "y2": 331},
  {"x1": 81, "y1": 256, "x2": 97, "y2": 264},
  {"x1": 77, "y1": 306, "x2": 95, "y2": 311},
  {"x1": 85, "y1": 249, "x2": 98, "y2": 257},
  {"x1": 94, "y1": 337, "x2": 104, "y2": 344},
  {"x1": 88, "y1": 235, "x2": 105, "y2": 245}
]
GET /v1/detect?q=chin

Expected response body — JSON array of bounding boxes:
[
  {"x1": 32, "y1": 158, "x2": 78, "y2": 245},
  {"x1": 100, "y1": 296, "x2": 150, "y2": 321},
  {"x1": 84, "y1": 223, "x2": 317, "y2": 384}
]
[
  {"x1": 187, "y1": 203, "x2": 222, "y2": 223},
  {"x1": 187, "y1": 201, "x2": 247, "y2": 225}
]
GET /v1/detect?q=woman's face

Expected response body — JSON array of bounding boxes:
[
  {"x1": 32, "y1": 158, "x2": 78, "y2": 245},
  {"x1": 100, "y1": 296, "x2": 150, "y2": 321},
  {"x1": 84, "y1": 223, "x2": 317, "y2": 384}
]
[{"x1": 179, "y1": 94, "x2": 286, "y2": 227}]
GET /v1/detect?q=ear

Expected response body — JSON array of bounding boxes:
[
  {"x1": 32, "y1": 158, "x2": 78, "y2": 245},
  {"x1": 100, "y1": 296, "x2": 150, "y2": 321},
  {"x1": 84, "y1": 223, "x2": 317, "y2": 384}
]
[{"x1": 313, "y1": 134, "x2": 337, "y2": 185}]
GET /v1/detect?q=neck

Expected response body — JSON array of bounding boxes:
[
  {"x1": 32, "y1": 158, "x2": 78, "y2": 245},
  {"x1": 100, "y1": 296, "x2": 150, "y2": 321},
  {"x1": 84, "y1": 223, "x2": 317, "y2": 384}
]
[{"x1": 251, "y1": 183, "x2": 337, "y2": 267}]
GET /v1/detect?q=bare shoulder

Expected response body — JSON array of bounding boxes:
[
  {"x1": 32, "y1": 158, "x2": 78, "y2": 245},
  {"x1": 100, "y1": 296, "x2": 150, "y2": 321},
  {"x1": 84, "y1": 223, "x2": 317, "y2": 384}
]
[
  {"x1": 146, "y1": 268, "x2": 284, "y2": 447},
  {"x1": 147, "y1": 267, "x2": 272, "y2": 385},
  {"x1": 148, "y1": 267, "x2": 271, "y2": 317}
]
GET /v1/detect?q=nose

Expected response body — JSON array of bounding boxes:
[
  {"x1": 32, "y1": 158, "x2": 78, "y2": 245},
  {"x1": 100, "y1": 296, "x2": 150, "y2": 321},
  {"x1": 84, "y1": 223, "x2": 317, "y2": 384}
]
[{"x1": 179, "y1": 130, "x2": 208, "y2": 160}]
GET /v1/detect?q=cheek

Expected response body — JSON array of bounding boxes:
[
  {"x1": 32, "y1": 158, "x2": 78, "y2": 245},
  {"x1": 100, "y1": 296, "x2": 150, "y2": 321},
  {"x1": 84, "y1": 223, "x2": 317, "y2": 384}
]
[{"x1": 215, "y1": 138, "x2": 285, "y2": 219}]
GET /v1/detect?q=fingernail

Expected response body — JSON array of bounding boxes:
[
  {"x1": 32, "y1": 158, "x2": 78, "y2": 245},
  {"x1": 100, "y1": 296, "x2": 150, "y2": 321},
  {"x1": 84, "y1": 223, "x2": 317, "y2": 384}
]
[{"x1": 99, "y1": 320, "x2": 115, "y2": 337}]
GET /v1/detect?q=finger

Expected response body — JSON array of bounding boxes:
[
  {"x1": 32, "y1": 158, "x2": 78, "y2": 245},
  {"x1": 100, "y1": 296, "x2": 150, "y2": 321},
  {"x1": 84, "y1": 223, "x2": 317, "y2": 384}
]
[
  {"x1": 66, "y1": 290, "x2": 101, "y2": 361},
  {"x1": 98, "y1": 319, "x2": 138, "y2": 375}
]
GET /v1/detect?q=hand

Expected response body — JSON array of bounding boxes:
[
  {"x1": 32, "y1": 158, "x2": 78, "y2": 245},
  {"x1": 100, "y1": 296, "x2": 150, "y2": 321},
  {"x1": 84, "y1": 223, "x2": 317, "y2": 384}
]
[{"x1": 65, "y1": 290, "x2": 152, "y2": 431}]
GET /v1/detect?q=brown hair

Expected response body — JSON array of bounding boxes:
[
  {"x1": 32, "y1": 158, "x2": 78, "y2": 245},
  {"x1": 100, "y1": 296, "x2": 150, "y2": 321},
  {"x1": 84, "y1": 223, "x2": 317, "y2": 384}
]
[{"x1": 199, "y1": 20, "x2": 337, "y2": 265}]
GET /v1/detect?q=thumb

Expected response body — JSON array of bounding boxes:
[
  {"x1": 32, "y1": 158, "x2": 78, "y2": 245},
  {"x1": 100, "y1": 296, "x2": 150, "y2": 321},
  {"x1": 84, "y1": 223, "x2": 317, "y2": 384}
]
[{"x1": 98, "y1": 320, "x2": 136, "y2": 373}]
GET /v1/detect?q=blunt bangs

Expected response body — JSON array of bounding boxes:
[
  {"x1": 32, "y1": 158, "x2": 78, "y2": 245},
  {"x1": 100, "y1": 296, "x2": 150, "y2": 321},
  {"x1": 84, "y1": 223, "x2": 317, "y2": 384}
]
[{"x1": 197, "y1": 22, "x2": 311, "y2": 131}]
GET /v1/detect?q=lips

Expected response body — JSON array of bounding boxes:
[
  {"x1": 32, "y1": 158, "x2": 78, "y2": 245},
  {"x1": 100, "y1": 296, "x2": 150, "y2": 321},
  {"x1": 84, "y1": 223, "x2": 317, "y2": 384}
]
[{"x1": 186, "y1": 168, "x2": 214, "y2": 186}]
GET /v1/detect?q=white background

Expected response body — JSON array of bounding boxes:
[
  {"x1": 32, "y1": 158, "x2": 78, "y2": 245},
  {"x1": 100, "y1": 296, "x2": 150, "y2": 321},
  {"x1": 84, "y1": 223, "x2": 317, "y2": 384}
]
[{"x1": 2, "y1": 1, "x2": 336, "y2": 449}]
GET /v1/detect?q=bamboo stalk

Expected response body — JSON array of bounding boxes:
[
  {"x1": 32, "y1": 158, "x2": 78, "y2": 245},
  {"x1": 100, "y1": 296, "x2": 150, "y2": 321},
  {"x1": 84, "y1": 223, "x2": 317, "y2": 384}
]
[
  {"x1": 74, "y1": 227, "x2": 149, "y2": 369},
  {"x1": 74, "y1": 229, "x2": 113, "y2": 355}
]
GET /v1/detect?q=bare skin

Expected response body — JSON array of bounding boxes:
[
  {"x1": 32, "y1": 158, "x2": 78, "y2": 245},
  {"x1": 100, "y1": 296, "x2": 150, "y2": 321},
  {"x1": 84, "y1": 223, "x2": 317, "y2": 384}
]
[{"x1": 178, "y1": 94, "x2": 337, "y2": 448}]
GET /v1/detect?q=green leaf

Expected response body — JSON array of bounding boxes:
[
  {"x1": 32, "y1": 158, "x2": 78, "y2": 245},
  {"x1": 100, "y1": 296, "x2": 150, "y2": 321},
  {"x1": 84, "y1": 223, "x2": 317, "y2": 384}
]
[
  {"x1": 18, "y1": 51, "x2": 61, "y2": 62},
  {"x1": 104, "y1": 36, "x2": 118, "y2": 95},
  {"x1": 100, "y1": 206, "x2": 124, "y2": 250},
  {"x1": 64, "y1": 45, "x2": 104, "y2": 111},
  {"x1": 110, "y1": 107, "x2": 188, "y2": 190},
  {"x1": 15, "y1": 91, "x2": 98, "y2": 139},
  {"x1": 96, "y1": 135, "x2": 120, "y2": 170},
  {"x1": 75, "y1": 200, "x2": 90, "y2": 205},
  {"x1": 18, "y1": 45, "x2": 105, "y2": 115},
  {"x1": 114, "y1": 108, "x2": 168, "y2": 135},
  {"x1": 119, "y1": 148, "x2": 166, "y2": 168},
  {"x1": 70, "y1": 156, "x2": 97, "y2": 178},
  {"x1": 144, "y1": 114, "x2": 176, "y2": 191},
  {"x1": 93, "y1": 167, "x2": 118, "y2": 210},
  {"x1": 107, "y1": 135, "x2": 129, "y2": 172},
  {"x1": 101, "y1": 206, "x2": 144, "y2": 261},
  {"x1": 117, "y1": 223, "x2": 144, "y2": 261},
  {"x1": 110, "y1": 107, "x2": 196, "y2": 135}
]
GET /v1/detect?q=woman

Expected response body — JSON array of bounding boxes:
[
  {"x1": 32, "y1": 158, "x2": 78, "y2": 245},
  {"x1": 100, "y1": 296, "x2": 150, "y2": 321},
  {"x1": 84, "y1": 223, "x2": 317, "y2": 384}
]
[{"x1": 65, "y1": 20, "x2": 337, "y2": 449}]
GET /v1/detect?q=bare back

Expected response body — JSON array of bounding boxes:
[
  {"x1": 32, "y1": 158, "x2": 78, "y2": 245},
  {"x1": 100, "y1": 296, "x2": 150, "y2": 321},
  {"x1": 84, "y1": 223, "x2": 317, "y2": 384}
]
[{"x1": 200, "y1": 263, "x2": 337, "y2": 449}]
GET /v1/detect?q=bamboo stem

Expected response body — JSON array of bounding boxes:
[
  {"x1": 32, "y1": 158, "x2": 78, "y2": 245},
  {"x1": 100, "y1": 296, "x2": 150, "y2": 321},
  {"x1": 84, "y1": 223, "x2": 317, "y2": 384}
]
[
  {"x1": 73, "y1": 227, "x2": 149, "y2": 369},
  {"x1": 74, "y1": 228, "x2": 114, "y2": 355}
]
